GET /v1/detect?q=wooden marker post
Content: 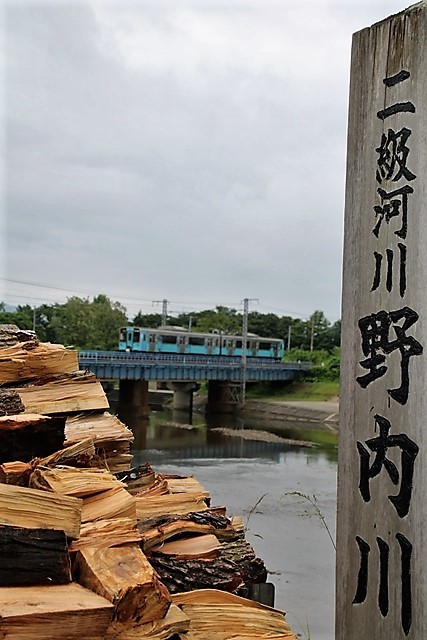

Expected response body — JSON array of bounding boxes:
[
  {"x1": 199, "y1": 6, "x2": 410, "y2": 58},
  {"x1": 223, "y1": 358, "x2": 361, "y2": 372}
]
[{"x1": 336, "y1": 3, "x2": 427, "y2": 638}]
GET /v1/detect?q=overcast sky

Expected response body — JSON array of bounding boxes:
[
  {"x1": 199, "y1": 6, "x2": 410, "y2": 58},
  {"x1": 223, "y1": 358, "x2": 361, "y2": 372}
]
[{"x1": 2, "y1": 0, "x2": 407, "y2": 322}]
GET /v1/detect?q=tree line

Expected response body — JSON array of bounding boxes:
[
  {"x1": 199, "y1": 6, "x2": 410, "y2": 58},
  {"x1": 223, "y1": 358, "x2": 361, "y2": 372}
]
[{"x1": 0, "y1": 297, "x2": 341, "y2": 378}]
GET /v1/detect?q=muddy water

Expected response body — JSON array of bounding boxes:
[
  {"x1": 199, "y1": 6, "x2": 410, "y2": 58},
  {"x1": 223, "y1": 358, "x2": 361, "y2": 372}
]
[{"x1": 128, "y1": 408, "x2": 338, "y2": 640}]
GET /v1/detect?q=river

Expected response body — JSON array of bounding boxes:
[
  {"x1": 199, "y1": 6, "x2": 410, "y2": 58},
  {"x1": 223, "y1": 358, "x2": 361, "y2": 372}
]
[{"x1": 124, "y1": 406, "x2": 338, "y2": 640}]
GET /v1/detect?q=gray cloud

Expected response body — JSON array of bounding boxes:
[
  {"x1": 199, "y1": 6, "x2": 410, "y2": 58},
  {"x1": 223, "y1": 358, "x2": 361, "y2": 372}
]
[{"x1": 3, "y1": 0, "x2": 405, "y2": 320}]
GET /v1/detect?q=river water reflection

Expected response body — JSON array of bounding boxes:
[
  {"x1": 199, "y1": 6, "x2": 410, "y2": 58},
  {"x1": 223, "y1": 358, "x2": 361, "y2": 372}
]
[{"x1": 126, "y1": 407, "x2": 338, "y2": 640}]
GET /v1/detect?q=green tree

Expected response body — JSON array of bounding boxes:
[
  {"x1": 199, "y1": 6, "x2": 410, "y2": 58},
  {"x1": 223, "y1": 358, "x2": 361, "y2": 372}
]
[
  {"x1": 90, "y1": 295, "x2": 128, "y2": 350},
  {"x1": 192, "y1": 306, "x2": 241, "y2": 334},
  {"x1": 132, "y1": 312, "x2": 163, "y2": 328},
  {"x1": 48, "y1": 295, "x2": 128, "y2": 350}
]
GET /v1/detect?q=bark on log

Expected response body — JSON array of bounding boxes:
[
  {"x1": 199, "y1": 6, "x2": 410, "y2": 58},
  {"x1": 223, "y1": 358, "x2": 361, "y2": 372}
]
[
  {"x1": 0, "y1": 389, "x2": 25, "y2": 416},
  {"x1": 148, "y1": 555, "x2": 244, "y2": 594},
  {"x1": 0, "y1": 413, "x2": 66, "y2": 463},
  {"x1": 220, "y1": 539, "x2": 268, "y2": 586},
  {"x1": 0, "y1": 525, "x2": 71, "y2": 586},
  {"x1": 137, "y1": 510, "x2": 241, "y2": 552},
  {"x1": 148, "y1": 537, "x2": 267, "y2": 595}
]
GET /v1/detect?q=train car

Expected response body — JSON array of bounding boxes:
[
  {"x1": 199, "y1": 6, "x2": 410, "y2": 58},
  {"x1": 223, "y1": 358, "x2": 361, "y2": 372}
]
[{"x1": 119, "y1": 326, "x2": 285, "y2": 359}]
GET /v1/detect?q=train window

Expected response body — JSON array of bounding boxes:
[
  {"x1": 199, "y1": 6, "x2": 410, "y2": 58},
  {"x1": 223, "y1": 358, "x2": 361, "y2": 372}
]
[
  {"x1": 119, "y1": 328, "x2": 126, "y2": 341},
  {"x1": 235, "y1": 340, "x2": 242, "y2": 348},
  {"x1": 133, "y1": 329, "x2": 141, "y2": 342},
  {"x1": 162, "y1": 334, "x2": 177, "y2": 344},
  {"x1": 259, "y1": 342, "x2": 271, "y2": 350},
  {"x1": 189, "y1": 336, "x2": 205, "y2": 346}
]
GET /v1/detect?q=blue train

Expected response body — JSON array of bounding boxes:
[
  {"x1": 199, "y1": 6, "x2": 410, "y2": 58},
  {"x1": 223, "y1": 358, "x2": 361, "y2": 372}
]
[{"x1": 119, "y1": 326, "x2": 285, "y2": 359}]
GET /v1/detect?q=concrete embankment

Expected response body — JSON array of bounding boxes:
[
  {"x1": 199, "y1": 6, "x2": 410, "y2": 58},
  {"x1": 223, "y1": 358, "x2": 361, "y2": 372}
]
[{"x1": 239, "y1": 399, "x2": 339, "y2": 430}]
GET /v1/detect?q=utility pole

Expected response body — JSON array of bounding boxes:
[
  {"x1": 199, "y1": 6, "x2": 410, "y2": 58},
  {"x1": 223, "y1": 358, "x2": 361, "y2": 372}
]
[
  {"x1": 310, "y1": 316, "x2": 315, "y2": 351},
  {"x1": 153, "y1": 299, "x2": 169, "y2": 326},
  {"x1": 240, "y1": 297, "x2": 258, "y2": 406},
  {"x1": 287, "y1": 324, "x2": 292, "y2": 351}
]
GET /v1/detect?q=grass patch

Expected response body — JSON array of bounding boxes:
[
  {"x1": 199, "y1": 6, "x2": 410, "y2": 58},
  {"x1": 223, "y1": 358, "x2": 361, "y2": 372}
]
[{"x1": 247, "y1": 380, "x2": 339, "y2": 402}]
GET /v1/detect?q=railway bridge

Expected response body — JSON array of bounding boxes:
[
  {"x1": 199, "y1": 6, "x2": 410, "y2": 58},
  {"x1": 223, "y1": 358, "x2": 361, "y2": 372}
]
[{"x1": 78, "y1": 350, "x2": 310, "y2": 414}]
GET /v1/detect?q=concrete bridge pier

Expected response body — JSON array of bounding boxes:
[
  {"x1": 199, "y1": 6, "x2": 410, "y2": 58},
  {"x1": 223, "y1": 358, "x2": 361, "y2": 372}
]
[
  {"x1": 167, "y1": 382, "x2": 199, "y2": 412},
  {"x1": 206, "y1": 381, "x2": 238, "y2": 414},
  {"x1": 118, "y1": 380, "x2": 150, "y2": 417}
]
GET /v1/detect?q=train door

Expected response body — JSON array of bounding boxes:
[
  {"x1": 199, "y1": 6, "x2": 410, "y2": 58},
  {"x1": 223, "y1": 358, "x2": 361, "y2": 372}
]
[
  {"x1": 206, "y1": 337, "x2": 213, "y2": 355},
  {"x1": 178, "y1": 334, "x2": 186, "y2": 354},
  {"x1": 133, "y1": 328, "x2": 141, "y2": 350},
  {"x1": 225, "y1": 339, "x2": 235, "y2": 356},
  {"x1": 148, "y1": 332, "x2": 156, "y2": 352},
  {"x1": 251, "y1": 341, "x2": 258, "y2": 357},
  {"x1": 126, "y1": 329, "x2": 133, "y2": 351}
]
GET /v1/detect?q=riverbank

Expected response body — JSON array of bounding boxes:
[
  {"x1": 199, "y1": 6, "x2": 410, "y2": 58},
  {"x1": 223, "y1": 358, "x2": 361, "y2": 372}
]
[{"x1": 240, "y1": 399, "x2": 339, "y2": 430}]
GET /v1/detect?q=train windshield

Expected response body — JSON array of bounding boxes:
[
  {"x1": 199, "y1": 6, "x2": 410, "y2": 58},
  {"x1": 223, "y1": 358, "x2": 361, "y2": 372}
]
[{"x1": 119, "y1": 328, "x2": 127, "y2": 342}]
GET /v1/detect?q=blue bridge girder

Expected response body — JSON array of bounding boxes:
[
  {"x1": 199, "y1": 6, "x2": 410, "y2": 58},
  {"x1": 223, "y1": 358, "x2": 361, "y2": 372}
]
[{"x1": 78, "y1": 351, "x2": 311, "y2": 383}]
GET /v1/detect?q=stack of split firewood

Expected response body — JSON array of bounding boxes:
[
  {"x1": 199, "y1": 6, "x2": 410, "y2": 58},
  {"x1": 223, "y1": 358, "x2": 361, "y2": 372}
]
[{"x1": 0, "y1": 325, "x2": 297, "y2": 640}]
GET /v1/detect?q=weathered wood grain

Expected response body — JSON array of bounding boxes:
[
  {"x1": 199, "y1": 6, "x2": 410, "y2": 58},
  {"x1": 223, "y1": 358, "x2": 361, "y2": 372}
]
[
  {"x1": 337, "y1": 4, "x2": 427, "y2": 638},
  {"x1": 0, "y1": 483, "x2": 82, "y2": 539},
  {"x1": 73, "y1": 545, "x2": 171, "y2": 624},
  {"x1": 0, "y1": 582, "x2": 114, "y2": 639}
]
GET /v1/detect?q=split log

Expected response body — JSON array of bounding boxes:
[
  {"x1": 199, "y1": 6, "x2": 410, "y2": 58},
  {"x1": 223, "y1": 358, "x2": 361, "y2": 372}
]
[
  {"x1": 30, "y1": 465, "x2": 126, "y2": 497},
  {"x1": 0, "y1": 413, "x2": 66, "y2": 463},
  {"x1": 40, "y1": 437, "x2": 102, "y2": 468},
  {"x1": 115, "y1": 464, "x2": 156, "y2": 495},
  {"x1": 9, "y1": 371, "x2": 109, "y2": 415},
  {"x1": 73, "y1": 545, "x2": 171, "y2": 624},
  {"x1": 134, "y1": 476, "x2": 169, "y2": 498},
  {"x1": 69, "y1": 518, "x2": 142, "y2": 554},
  {"x1": 0, "y1": 341, "x2": 78, "y2": 384},
  {"x1": 66, "y1": 412, "x2": 134, "y2": 472},
  {"x1": 137, "y1": 510, "x2": 241, "y2": 552},
  {"x1": 0, "y1": 324, "x2": 37, "y2": 348},
  {"x1": 163, "y1": 475, "x2": 210, "y2": 503},
  {"x1": 105, "y1": 604, "x2": 190, "y2": 640},
  {"x1": 0, "y1": 460, "x2": 35, "y2": 486},
  {"x1": 81, "y1": 485, "x2": 136, "y2": 524},
  {"x1": 148, "y1": 555, "x2": 244, "y2": 594},
  {"x1": 0, "y1": 525, "x2": 71, "y2": 586},
  {"x1": 136, "y1": 493, "x2": 208, "y2": 521},
  {"x1": 172, "y1": 589, "x2": 297, "y2": 640},
  {"x1": 0, "y1": 389, "x2": 25, "y2": 416},
  {"x1": 0, "y1": 582, "x2": 114, "y2": 640},
  {"x1": 152, "y1": 534, "x2": 222, "y2": 560},
  {"x1": 65, "y1": 411, "x2": 133, "y2": 447},
  {"x1": 0, "y1": 483, "x2": 82, "y2": 539}
]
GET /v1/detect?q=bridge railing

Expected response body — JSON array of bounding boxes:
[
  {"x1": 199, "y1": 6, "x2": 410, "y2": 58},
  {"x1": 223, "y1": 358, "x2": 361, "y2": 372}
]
[{"x1": 78, "y1": 350, "x2": 312, "y2": 371}]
